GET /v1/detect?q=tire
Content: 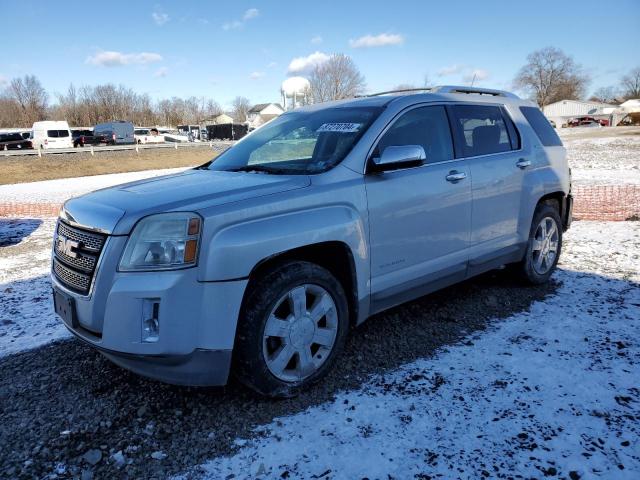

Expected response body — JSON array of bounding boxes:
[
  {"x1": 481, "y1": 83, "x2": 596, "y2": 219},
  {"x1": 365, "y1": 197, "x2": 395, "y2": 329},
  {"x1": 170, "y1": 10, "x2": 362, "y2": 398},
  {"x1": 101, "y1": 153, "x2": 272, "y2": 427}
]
[
  {"x1": 513, "y1": 202, "x2": 563, "y2": 285},
  {"x1": 234, "y1": 261, "x2": 349, "y2": 398}
]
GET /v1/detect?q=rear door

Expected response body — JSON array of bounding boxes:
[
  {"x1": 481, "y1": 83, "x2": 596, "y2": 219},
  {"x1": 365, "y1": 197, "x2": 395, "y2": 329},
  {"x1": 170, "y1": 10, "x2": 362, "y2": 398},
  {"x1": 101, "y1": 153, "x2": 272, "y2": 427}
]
[
  {"x1": 448, "y1": 104, "x2": 526, "y2": 272},
  {"x1": 365, "y1": 104, "x2": 472, "y2": 312}
]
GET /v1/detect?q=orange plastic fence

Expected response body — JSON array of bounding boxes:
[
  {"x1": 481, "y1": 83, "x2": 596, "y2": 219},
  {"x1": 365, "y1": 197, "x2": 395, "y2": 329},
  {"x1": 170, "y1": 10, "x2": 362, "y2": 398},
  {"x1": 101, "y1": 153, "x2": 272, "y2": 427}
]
[{"x1": 1, "y1": 185, "x2": 639, "y2": 221}]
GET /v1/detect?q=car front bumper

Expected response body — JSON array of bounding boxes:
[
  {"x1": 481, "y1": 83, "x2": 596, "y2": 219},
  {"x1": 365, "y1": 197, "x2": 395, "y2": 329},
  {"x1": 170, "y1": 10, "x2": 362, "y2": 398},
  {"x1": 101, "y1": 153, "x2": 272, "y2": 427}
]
[
  {"x1": 52, "y1": 263, "x2": 247, "y2": 386},
  {"x1": 64, "y1": 323, "x2": 232, "y2": 386}
]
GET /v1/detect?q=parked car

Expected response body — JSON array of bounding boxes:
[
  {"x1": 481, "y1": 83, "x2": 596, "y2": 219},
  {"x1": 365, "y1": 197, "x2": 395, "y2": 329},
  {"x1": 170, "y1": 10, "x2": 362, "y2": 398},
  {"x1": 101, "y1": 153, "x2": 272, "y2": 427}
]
[
  {"x1": 51, "y1": 86, "x2": 572, "y2": 397},
  {"x1": 567, "y1": 116, "x2": 603, "y2": 127},
  {"x1": 134, "y1": 128, "x2": 164, "y2": 144},
  {"x1": 72, "y1": 129, "x2": 105, "y2": 148},
  {"x1": 0, "y1": 132, "x2": 33, "y2": 150},
  {"x1": 94, "y1": 121, "x2": 135, "y2": 145}
]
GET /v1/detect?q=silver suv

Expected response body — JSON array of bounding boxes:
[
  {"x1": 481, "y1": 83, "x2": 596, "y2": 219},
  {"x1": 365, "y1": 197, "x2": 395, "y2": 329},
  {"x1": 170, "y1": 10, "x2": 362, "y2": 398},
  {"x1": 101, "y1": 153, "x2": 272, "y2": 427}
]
[{"x1": 51, "y1": 86, "x2": 572, "y2": 397}]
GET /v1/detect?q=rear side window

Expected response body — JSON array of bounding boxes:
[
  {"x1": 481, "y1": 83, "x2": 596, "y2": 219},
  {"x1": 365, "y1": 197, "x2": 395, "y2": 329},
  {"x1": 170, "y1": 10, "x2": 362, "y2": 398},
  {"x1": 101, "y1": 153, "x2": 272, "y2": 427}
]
[
  {"x1": 375, "y1": 105, "x2": 454, "y2": 164},
  {"x1": 520, "y1": 106, "x2": 563, "y2": 147},
  {"x1": 449, "y1": 105, "x2": 518, "y2": 157}
]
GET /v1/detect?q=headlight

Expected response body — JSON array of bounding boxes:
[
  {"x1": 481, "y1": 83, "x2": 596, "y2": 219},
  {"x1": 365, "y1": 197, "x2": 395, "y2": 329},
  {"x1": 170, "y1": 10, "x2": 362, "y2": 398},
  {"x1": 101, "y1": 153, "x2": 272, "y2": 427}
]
[{"x1": 119, "y1": 212, "x2": 202, "y2": 271}]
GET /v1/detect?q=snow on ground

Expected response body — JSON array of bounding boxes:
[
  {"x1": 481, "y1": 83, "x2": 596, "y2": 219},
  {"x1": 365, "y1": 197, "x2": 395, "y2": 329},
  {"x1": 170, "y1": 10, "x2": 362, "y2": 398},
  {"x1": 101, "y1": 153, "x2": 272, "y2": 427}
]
[
  {"x1": 0, "y1": 219, "x2": 66, "y2": 356},
  {"x1": 189, "y1": 221, "x2": 640, "y2": 480},
  {"x1": 0, "y1": 167, "x2": 188, "y2": 204},
  {"x1": 559, "y1": 131, "x2": 640, "y2": 185}
]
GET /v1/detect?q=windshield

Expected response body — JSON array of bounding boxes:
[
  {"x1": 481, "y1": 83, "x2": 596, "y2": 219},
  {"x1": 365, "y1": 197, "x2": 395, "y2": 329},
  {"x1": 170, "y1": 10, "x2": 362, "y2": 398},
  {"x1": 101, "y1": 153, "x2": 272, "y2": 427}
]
[{"x1": 207, "y1": 106, "x2": 382, "y2": 174}]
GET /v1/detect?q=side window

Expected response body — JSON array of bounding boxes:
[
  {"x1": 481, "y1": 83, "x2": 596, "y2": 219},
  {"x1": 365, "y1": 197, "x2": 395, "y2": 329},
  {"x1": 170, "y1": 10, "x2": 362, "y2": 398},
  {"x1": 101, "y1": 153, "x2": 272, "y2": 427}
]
[
  {"x1": 450, "y1": 105, "x2": 516, "y2": 157},
  {"x1": 519, "y1": 106, "x2": 563, "y2": 147},
  {"x1": 375, "y1": 105, "x2": 453, "y2": 164}
]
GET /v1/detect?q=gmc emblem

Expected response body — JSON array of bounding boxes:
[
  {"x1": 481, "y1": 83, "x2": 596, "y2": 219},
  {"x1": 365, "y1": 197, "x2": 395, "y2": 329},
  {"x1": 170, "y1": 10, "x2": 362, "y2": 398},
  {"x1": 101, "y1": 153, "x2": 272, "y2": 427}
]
[{"x1": 56, "y1": 235, "x2": 80, "y2": 258}]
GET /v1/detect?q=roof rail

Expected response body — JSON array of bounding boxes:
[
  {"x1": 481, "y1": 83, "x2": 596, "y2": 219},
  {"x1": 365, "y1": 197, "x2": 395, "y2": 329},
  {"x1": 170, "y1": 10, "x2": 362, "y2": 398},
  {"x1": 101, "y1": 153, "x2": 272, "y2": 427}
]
[
  {"x1": 356, "y1": 87, "x2": 435, "y2": 97},
  {"x1": 358, "y1": 85, "x2": 519, "y2": 99},
  {"x1": 431, "y1": 85, "x2": 519, "y2": 99}
]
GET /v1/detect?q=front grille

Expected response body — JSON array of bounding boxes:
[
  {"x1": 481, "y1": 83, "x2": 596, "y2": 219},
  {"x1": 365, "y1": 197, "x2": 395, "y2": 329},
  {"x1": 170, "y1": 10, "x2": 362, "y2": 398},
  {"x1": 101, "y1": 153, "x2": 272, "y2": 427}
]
[
  {"x1": 53, "y1": 258, "x2": 91, "y2": 292},
  {"x1": 53, "y1": 220, "x2": 107, "y2": 295},
  {"x1": 57, "y1": 221, "x2": 105, "y2": 252}
]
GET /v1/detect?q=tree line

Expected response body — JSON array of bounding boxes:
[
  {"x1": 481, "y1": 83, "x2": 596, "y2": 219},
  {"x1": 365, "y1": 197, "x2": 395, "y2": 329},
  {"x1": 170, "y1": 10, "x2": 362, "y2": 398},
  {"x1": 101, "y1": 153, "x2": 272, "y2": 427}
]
[
  {"x1": 0, "y1": 80, "x2": 226, "y2": 128},
  {"x1": 1, "y1": 48, "x2": 638, "y2": 128}
]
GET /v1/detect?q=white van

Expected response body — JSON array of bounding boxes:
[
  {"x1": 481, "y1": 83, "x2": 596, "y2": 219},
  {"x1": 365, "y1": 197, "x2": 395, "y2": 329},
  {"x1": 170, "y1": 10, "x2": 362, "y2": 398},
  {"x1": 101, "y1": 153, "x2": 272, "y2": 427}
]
[{"x1": 32, "y1": 121, "x2": 73, "y2": 150}]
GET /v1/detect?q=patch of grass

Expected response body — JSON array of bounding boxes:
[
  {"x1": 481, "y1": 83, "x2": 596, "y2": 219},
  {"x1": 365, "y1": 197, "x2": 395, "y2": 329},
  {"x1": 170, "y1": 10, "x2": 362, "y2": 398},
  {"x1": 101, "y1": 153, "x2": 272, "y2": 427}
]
[{"x1": 0, "y1": 146, "x2": 219, "y2": 185}]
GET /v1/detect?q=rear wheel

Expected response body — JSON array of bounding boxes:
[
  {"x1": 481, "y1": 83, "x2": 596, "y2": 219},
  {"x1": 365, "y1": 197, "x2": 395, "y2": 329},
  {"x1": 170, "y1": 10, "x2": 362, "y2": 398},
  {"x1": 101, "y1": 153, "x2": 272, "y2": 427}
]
[
  {"x1": 513, "y1": 203, "x2": 563, "y2": 284},
  {"x1": 234, "y1": 261, "x2": 349, "y2": 398}
]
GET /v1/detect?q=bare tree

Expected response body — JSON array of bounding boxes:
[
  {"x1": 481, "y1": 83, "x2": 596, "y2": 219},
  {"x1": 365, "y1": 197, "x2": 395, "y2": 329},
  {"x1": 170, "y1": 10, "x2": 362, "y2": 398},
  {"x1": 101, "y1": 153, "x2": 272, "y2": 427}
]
[
  {"x1": 309, "y1": 54, "x2": 366, "y2": 103},
  {"x1": 620, "y1": 67, "x2": 640, "y2": 100},
  {"x1": 7, "y1": 75, "x2": 48, "y2": 125},
  {"x1": 514, "y1": 47, "x2": 589, "y2": 107},
  {"x1": 0, "y1": 95, "x2": 22, "y2": 128},
  {"x1": 589, "y1": 86, "x2": 619, "y2": 104},
  {"x1": 205, "y1": 99, "x2": 223, "y2": 118},
  {"x1": 232, "y1": 96, "x2": 251, "y2": 122}
]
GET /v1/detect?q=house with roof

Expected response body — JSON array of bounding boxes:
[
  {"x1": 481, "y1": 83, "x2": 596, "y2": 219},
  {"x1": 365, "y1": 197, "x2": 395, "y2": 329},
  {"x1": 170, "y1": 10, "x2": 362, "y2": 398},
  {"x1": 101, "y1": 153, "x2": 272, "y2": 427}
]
[
  {"x1": 247, "y1": 103, "x2": 284, "y2": 129},
  {"x1": 542, "y1": 99, "x2": 616, "y2": 127}
]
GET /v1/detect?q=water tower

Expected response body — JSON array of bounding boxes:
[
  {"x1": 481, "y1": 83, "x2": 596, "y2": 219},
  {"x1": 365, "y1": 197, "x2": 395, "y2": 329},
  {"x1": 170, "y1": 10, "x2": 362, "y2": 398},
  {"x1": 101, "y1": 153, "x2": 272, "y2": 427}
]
[{"x1": 281, "y1": 76, "x2": 311, "y2": 111}]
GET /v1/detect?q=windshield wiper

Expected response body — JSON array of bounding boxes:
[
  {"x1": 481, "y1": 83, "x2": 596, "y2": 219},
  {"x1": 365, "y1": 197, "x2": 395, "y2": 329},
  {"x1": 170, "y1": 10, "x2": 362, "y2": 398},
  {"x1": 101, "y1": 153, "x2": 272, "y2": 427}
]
[{"x1": 226, "y1": 164, "x2": 288, "y2": 174}]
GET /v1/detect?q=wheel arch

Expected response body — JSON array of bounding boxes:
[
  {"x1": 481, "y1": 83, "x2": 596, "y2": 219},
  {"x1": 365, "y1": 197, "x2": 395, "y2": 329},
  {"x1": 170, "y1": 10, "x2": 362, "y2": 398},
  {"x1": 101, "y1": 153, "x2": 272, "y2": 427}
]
[{"x1": 244, "y1": 241, "x2": 359, "y2": 326}]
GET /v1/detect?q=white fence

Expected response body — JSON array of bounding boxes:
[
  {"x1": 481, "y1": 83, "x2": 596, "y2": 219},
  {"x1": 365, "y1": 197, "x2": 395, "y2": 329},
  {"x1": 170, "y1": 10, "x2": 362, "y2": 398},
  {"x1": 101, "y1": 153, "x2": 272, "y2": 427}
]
[{"x1": 0, "y1": 141, "x2": 234, "y2": 158}]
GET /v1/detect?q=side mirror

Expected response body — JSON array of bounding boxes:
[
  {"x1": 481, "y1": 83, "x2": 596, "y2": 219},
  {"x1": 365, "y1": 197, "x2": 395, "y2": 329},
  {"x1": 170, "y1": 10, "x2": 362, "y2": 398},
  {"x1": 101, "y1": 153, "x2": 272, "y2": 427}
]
[{"x1": 372, "y1": 145, "x2": 426, "y2": 172}]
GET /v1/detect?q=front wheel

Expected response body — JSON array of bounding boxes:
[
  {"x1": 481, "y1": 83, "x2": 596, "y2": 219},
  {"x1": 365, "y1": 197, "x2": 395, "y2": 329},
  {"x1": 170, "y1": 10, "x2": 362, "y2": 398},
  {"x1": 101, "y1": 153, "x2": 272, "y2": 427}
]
[
  {"x1": 234, "y1": 261, "x2": 349, "y2": 398},
  {"x1": 513, "y1": 203, "x2": 563, "y2": 284}
]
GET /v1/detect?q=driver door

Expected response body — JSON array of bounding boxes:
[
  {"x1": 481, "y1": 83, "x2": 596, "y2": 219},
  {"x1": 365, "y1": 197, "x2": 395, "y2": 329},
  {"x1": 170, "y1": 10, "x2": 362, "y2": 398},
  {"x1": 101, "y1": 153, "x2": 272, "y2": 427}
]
[{"x1": 365, "y1": 105, "x2": 472, "y2": 313}]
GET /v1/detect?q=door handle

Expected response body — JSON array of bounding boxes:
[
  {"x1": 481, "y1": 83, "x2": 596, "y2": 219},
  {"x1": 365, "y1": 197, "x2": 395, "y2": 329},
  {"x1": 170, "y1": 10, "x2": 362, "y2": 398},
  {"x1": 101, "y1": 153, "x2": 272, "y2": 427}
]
[
  {"x1": 516, "y1": 159, "x2": 531, "y2": 169},
  {"x1": 445, "y1": 170, "x2": 467, "y2": 183}
]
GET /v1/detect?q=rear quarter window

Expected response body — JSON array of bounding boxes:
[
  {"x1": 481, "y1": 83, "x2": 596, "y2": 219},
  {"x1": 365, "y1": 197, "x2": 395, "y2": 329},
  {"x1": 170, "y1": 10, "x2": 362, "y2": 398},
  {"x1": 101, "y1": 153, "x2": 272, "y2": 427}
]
[{"x1": 519, "y1": 106, "x2": 563, "y2": 147}]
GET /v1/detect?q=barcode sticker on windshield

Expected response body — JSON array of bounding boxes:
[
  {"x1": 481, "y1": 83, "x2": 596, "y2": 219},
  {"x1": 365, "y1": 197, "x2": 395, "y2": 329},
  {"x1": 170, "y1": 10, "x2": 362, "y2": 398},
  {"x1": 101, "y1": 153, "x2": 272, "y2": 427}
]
[{"x1": 317, "y1": 123, "x2": 362, "y2": 133}]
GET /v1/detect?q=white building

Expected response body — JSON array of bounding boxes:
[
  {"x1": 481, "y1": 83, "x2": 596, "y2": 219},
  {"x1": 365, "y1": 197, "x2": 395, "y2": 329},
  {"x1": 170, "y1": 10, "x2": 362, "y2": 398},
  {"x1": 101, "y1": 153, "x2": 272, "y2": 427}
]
[
  {"x1": 247, "y1": 103, "x2": 284, "y2": 129},
  {"x1": 543, "y1": 99, "x2": 616, "y2": 127}
]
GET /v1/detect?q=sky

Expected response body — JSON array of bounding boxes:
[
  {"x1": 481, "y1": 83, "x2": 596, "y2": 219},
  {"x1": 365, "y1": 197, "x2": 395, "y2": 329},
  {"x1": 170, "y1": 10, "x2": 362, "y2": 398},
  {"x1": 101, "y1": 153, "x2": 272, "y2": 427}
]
[{"x1": 2, "y1": 0, "x2": 639, "y2": 109}]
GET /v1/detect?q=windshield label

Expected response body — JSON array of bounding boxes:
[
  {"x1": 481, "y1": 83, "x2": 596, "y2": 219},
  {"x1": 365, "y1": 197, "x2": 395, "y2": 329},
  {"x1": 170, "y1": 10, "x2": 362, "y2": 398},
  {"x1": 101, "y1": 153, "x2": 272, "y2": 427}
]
[{"x1": 317, "y1": 123, "x2": 362, "y2": 133}]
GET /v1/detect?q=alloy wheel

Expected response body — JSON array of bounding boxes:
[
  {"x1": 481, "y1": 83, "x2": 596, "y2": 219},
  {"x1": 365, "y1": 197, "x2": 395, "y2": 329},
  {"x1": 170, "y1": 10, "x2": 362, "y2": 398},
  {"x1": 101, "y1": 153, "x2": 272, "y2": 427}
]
[
  {"x1": 263, "y1": 284, "x2": 338, "y2": 382},
  {"x1": 531, "y1": 216, "x2": 559, "y2": 275}
]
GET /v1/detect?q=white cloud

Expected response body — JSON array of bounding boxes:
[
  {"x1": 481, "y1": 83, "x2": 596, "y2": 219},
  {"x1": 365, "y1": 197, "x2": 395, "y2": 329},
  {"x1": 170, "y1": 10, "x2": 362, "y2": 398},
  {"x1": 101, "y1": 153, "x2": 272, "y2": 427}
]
[
  {"x1": 86, "y1": 51, "x2": 163, "y2": 67},
  {"x1": 349, "y1": 33, "x2": 404, "y2": 48},
  {"x1": 267, "y1": 61, "x2": 277, "y2": 68},
  {"x1": 197, "y1": 18, "x2": 209, "y2": 25},
  {"x1": 151, "y1": 11, "x2": 169, "y2": 26},
  {"x1": 287, "y1": 51, "x2": 330, "y2": 74},
  {"x1": 0, "y1": 74, "x2": 7, "y2": 87},
  {"x1": 311, "y1": 35, "x2": 323, "y2": 45},
  {"x1": 222, "y1": 20, "x2": 242, "y2": 30},
  {"x1": 249, "y1": 71, "x2": 265, "y2": 80},
  {"x1": 154, "y1": 67, "x2": 169, "y2": 78},
  {"x1": 463, "y1": 68, "x2": 490, "y2": 83},
  {"x1": 437, "y1": 64, "x2": 465, "y2": 76},
  {"x1": 243, "y1": 8, "x2": 259, "y2": 20},
  {"x1": 223, "y1": 8, "x2": 259, "y2": 30}
]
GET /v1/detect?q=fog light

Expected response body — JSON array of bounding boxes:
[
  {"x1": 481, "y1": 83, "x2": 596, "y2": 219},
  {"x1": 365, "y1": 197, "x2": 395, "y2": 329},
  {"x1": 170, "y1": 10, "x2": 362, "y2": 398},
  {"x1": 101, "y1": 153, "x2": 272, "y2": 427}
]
[{"x1": 142, "y1": 299, "x2": 160, "y2": 343}]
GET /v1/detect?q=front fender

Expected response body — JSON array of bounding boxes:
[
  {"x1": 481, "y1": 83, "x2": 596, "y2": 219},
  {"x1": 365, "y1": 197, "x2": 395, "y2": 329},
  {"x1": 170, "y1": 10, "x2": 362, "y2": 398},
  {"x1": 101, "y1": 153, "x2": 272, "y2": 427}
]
[{"x1": 199, "y1": 205, "x2": 368, "y2": 283}]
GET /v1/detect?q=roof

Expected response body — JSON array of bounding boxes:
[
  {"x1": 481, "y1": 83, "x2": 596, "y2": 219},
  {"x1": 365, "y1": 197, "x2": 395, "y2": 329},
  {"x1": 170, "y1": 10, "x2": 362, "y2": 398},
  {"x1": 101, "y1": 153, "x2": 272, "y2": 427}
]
[
  {"x1": 249, "y1": 103, "x2": 284, "y2": 113},
  {"x1": 294, "y1": 87, "x2": 531, "y2": 114}
]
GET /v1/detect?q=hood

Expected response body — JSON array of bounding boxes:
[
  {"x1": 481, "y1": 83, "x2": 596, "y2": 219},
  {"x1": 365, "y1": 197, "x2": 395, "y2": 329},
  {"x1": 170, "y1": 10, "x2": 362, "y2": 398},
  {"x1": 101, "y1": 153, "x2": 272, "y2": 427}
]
[{"x1": 63, "y1": 169, "x2": 311, "y2": 235}]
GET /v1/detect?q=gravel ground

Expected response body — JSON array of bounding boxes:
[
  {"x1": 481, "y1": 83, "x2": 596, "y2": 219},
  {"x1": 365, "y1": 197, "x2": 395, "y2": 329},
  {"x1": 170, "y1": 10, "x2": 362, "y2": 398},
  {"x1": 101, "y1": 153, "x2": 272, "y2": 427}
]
[{"x1": 0, "y1": 258, "x2": 556, "y2": 479}]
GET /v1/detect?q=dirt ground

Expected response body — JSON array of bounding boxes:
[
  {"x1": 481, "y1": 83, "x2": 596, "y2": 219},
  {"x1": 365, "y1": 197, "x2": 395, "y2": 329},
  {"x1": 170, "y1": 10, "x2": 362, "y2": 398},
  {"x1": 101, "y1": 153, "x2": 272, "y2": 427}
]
[{"x1": 0, "y1": 146, "x2": 224, "y2": 185}]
